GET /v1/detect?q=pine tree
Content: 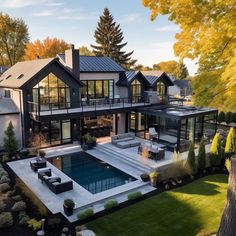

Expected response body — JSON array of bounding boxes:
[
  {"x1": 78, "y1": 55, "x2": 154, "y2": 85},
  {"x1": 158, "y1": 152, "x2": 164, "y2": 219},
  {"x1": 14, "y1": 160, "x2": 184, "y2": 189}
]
[
  {"x1": 225, "y1": 128, "x2": 236, "y2": 158},
  {"x1": 198, "y1": 140, "x2": 206, "y2": 171},
  {"x1": 91, "y1": 8, "x2": 136, "y2": 69},
  {"x1": 3, "y1": 121, "x2": 18, "y2": 156},
  {"x1": 175, "y1": 60, "x2": 189, "y2": 80},
  {"x1": 209, "y1": 133, "x2": 222, "y2": 166},
  {"x1": 186, "y1": 142, "x2": 196, "y2": 175},
  {"x1": 217, "y1": 111, "x2": 225, "y2": 123}
]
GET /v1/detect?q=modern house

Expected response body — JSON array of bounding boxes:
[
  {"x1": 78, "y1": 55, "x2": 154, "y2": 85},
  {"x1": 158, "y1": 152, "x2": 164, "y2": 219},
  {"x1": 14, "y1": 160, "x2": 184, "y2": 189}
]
[
  {"x1": 169, "y1": 79, "x2": 193, "y2": 98},
  {"x1": 0, "y1": 45, "x2": 217, "y2": 152}
]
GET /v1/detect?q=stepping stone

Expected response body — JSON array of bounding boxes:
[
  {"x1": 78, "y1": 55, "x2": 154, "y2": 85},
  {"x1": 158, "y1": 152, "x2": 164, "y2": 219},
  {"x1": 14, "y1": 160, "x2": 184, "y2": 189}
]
[{"x1": 80, "y1": 229, "x2": 96, "y2": 236}]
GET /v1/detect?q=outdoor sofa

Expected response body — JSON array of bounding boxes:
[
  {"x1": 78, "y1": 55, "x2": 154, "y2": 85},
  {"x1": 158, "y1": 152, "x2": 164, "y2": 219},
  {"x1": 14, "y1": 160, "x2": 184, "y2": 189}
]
[
  {"x1": 30, "y1": 159, "x2": 47, "y2": 172},
  {"x1": 111, "y1": 133, "x2": 141, "y2": 148},
  {"x1": 138, "y1": 142, "x2": 165, "y2": 160}
]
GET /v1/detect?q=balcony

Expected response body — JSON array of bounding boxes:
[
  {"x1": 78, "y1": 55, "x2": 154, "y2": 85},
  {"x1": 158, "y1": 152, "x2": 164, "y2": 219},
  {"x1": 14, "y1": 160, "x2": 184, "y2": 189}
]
[{"x1": 28, "y1": 96, "x2": 152, "y2": 120}]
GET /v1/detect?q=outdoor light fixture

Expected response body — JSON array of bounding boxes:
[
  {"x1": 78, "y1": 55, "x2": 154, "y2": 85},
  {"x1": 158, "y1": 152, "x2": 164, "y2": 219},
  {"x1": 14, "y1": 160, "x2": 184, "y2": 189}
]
[{"x1": 72, "y1": 89, "x2": 75, "y2": 95}]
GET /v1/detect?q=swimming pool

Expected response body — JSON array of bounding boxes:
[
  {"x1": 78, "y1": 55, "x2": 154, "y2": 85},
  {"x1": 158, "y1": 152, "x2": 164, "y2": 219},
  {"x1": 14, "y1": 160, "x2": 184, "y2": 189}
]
[{"x1": 49, "y1": 152, "x2": 136, "y2": 194}]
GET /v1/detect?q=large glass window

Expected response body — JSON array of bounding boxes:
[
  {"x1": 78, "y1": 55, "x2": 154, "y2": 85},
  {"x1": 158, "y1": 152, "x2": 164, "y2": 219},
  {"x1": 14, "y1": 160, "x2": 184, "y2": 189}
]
[
  {"x1": 157, "y1": 82, "x2": 166, "y2": 98},
  {"x1": 33, "y1": 73, "x2": 70, "y2": 111},
  {"x1": 131, "y1": 79, "x2": 141, "y2": 103},
  {"x1": 82, "y1": 80, "x2": 114, "y2": 101}
]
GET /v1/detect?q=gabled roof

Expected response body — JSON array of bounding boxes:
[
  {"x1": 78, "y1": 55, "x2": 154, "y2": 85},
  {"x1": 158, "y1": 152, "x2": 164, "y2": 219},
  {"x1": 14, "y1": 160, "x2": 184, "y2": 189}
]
[
  {"x1": 141, "y1": 70, "x2": 174, "y2": 86},
  {"x1": 174, "y1": 80, "x2": 191, "y2": 89},
  {"x1": 117, "y1": 71, "x2": 151, "y2": 86},
  {"x1": 0, "y1": 58, "x2": 82, "y2": 89},
  {"x1": 0, "y1": 98, "x2": 19, "y2": 115},
  {"x1": 58, "y1": 54, "x2": 125, "y2": 73}
]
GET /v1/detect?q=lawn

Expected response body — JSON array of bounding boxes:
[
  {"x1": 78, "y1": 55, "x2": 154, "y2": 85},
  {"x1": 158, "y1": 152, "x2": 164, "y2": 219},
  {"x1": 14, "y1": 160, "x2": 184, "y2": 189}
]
[{"x1": 88, "y1": 174, "x2": 228, "y2": 236}]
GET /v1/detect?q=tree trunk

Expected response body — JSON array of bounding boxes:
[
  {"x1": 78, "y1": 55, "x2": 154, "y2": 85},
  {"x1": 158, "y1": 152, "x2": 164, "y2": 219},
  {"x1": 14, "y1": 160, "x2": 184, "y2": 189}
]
[{"x1": 217, "y1": 156, "x2": 236, "y2": 236}]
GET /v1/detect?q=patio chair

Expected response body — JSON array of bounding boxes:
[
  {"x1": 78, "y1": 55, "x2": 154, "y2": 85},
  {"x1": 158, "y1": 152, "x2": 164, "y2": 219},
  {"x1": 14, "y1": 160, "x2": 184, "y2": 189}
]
[
  {"x1": 149, "y1": 127, "x2": 158, "y2": 140},
  {"x1": 38, "y1": 168, "x2": 51, "y2": 182},
  {"x1": 30, "y1": 159, "x2": 47, "y2": 172},
  {"x1": 48, "y1": 180, "x2": 73, "y2": 194}
]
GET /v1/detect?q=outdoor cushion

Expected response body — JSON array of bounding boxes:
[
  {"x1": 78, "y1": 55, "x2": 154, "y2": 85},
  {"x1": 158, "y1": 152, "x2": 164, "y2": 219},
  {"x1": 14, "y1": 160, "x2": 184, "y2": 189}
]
[{"x1": 116, "y1": 141, "x2": 130, "y2": 149}]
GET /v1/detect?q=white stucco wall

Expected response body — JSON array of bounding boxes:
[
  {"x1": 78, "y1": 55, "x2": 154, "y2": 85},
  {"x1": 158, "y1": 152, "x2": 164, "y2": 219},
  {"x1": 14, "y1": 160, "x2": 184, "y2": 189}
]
[
  {"x1": 169, "y1": 85, "x2": 181, "y2": 97},
  {"x1": 0, "y1": 114, "x2": 22, "y2": 150}
]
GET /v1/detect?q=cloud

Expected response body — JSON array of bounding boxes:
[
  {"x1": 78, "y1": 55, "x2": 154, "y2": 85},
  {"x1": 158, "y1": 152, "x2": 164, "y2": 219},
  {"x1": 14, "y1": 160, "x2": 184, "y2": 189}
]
[
  {"x1": 1, "y1": 0, "x2": 50, "y2": 8},
  {"x1": 45, "y1": 2, "x2": 64, "y2": 6},
  {"x1": 56, "y1": 11, "x2": 98, "y2": 21},
  {"x1": 120, "y1": 13, "x2": 141, "y2": 23},
  {"x1": 33, "y1": 9, "x2": 56, "y2": 17},
  {"x1": 155, "y1": 25, "x2": 179, "y2": 32}
]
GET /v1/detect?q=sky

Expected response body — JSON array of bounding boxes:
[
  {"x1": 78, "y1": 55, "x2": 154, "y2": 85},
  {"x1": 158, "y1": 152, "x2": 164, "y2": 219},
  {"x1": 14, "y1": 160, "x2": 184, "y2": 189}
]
[{"x1": 0, "y1": 0, "x2": 198, "y2": 75}]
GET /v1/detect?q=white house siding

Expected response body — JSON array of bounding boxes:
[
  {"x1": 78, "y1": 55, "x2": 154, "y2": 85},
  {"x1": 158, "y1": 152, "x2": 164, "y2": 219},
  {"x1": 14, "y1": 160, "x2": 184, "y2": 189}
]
[
  {"x1": 0, "y1": 114, "x2": 22, "y2": 150},
  {"x1": 169, "y1": 85, "x2": 181, "y2": 97}
]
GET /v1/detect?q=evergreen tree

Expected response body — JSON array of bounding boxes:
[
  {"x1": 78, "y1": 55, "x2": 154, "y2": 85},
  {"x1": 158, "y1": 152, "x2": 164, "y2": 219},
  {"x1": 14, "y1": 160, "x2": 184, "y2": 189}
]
[
  {"x1": 217, "y1": 111, "x2": 225, "y2": 123},
  {"x1": 91, "y1": 8, "x2": 136, "y2": 69},
  {"x1": 225, "y1": 128, "x2": 236, "y2": 158},
  {"x1": 198, "y1": 140, "x2": 206, "y2": 171},
  {"x1": 175, "y1": 60, "x2": 189, "y2": 80},
  {"x1": 3, "y1": 121, "x2": 18, "y2": 156},
  {"x1": 186, "y1": 142, "x2": 197, "y2": 175},
  {"x1": 209, "y1": 133, "x2": 222, "y2": 166}
]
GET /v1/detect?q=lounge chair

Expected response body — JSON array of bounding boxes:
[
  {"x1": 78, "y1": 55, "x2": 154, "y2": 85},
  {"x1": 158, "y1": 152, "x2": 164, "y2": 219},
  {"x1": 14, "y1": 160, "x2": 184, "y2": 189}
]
[
  {"x1": 48, "y1": 180, "x2": 73, "y2": 194},
  {"x1": 30, "y1": 159, "x2": 47, "y2": 172},
  {"x1": 38, "y1": 168, "x2": 51, "y2": 182},
  {"x1": 149, "y1": 128, "x2": 158, "y2": 140}
]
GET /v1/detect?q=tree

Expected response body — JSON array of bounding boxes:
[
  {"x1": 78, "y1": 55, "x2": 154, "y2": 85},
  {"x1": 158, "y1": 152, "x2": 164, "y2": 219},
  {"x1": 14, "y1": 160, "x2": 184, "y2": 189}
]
[
  {"x1": 3, "y1": 121, "x2": 18, "y2": 156},
  {"x1": 133, "y1": 64, "x2": 152, "y2": 71},
  {"x1": 198, "y1": 140, "x2": 206, "y2": 171},
  {"x1": 232, "y1": 113, "x2": 236, "y2": 123},
  {"x1": 29, "y1": 133, "x2": 46, "y2": 151},
  {"x1": 185, "y1": 142, "x2": 196, "y2": 175},
  {"x1": 217, "y1": 156, "x2": 236, "y2": 236},
  {"x1": 153, "y1": 60, "x2": 178, "y2": 75},
  {"x1": 217, "y1": 111, "x2": 225, "y2": 123},
  {"x1": 79, "y1": 46, "x2": 95, "y2": 56},
  {"x1": 209, "y1": 133, "x2": 222, "y2": 167},
  {"x1": 24, "y1": 37, "x2": 69, "y2": 60},
  {"x1": 143, "y1": 0, "x2": 236, "y2": 111},
  {"x1": 225, "y1": 127, "x2": 236, "y2": 158},
  {"x1": 175, "y1": 60, "x2": 189, "y2": 80},
  {"x1": 225, "y1": 112, "x2": 233, "y2": 124},
  {"x1": 0, "y1": 12, "x2": 29, "y2": 66},
  {"x1": 91, "y1": 8, "x2": 136, "y2": 69}
]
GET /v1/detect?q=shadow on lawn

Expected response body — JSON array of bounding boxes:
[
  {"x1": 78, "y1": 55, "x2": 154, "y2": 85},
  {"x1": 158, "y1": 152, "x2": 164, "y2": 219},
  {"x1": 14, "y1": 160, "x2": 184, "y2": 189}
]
[{"x1": 88, "y1": 192, "x2": 203, "y2": 236}]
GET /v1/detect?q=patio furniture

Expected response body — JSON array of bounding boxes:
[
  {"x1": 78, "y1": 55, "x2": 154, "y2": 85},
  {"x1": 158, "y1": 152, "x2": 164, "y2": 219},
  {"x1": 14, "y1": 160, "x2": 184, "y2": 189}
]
[
  {"x1": 48, "y1": 180, "x2": 73, "y2": 194},
  {"x1": 30, "y1": 159, "x2": 47, "y2": 172},
  {"x1": 138, "y1": 142, "x2": 165, "y2": 160},
  {"x1": 38, "y1": 168, "x2": 51, "y2": 182},
  {"x1": 149, "y1": 127, "x2": 158, "y2": 140},
  {"x1": 112, "y1": 133, "x2": 141, "y2": 148}
]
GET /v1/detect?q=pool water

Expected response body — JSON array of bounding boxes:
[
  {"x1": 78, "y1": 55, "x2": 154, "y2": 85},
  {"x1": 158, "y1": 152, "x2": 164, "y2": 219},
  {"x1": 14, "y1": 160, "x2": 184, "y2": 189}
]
[{"x1": 49, "y1": 152, "x2": 136, "y2": 194}]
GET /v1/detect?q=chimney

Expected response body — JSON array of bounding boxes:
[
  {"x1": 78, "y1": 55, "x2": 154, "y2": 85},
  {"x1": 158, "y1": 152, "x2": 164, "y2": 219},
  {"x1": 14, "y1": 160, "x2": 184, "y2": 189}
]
[{"x1": 65, "y1": 44, "x2": 80, "y2": 79}]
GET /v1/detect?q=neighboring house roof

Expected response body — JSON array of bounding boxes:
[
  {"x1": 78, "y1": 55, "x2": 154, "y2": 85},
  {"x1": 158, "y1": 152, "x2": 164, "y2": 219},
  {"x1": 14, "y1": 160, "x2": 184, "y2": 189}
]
[
  {"x1": 0, "y1": 58, "x2": 82, "y2": 89},
  {"x1": 0, "y1": 98, "x2": 19, "y2": 115},
  {"x1": 58, "y1": 54, "x2": 125, "y2": 73},
  {"x1": 174, "y1": 80, "x2": 191, "y2": 89},
  {"x1": 141, "y1": 70, "x2": 174, "y2": 86},
  {"x1": 117, "y1": 71, "x2": 151, "y2": 86}
]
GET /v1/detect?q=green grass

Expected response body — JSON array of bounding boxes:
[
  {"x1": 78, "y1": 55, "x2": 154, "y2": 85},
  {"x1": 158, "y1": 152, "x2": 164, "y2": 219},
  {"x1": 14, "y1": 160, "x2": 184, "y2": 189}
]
[{"x1": 87, "y1": 174, "x2": 228, "y2": 236}]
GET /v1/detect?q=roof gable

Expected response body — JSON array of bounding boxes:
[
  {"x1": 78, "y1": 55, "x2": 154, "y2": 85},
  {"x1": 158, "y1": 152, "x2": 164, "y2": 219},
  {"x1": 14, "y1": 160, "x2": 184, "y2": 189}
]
[{"x1": 142, "y1": 70, "x2": 174, "y2": 86}]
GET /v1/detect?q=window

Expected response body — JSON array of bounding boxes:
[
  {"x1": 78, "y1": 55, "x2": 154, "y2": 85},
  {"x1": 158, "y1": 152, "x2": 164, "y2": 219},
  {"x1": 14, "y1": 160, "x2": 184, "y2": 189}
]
[
  {"x1": 4, "y1": 90, "x2": 11, "y2": 98},
  {"x1": 33, "y1": 73, "x2": 70, "y2": 111},
  {"x1": 131, "y1": 79, "x2": 141, "y2": 103},
  {"x1": 157, "y1": 82, "x2": 166, "y2": 98},
  {"x1": 82, "y1": 80, "x2": 114, "y2": 100}
]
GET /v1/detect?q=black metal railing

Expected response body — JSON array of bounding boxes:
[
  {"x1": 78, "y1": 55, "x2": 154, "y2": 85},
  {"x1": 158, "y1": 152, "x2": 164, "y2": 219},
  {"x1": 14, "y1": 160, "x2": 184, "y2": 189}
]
[{"x1": 28, "y1": 96, "x2": 151, "y2": 118}]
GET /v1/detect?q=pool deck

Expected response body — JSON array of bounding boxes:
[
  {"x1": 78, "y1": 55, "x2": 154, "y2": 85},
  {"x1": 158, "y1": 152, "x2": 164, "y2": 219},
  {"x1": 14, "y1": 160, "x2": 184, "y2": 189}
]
[{"x1": 7, "y1": 141, "x2": 211, "y2": 222}]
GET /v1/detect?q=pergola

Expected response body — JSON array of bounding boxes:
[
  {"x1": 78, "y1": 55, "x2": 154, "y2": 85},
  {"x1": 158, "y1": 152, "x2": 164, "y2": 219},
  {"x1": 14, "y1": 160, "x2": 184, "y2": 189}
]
[{"x1": 138, "y1": 105, "x2": 218, "y2": 151}]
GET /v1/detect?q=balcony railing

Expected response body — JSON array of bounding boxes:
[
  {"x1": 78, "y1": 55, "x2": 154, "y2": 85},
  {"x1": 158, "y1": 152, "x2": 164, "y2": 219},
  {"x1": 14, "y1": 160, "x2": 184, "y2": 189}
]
[{"x1": 28, "y1": 96, "x2": 151, "y2": 119}]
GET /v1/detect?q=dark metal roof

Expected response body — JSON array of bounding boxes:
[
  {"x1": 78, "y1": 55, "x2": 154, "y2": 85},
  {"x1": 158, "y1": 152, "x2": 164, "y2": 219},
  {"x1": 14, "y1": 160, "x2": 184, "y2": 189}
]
[
  {"x1": 58, "y1": 54, "x2": 125, "y2": 73},
  {"x1": 117, "y1": 71, "x2": 151, "y2": 86},
  {"x1": 142, "y1": 71, "x2": 174, "y2": 86}
]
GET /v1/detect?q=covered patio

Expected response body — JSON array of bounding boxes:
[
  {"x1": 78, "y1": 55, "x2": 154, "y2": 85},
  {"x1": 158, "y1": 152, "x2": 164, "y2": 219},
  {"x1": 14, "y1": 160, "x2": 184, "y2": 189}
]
[{"x1": 136, "y1": 105, "x2": 218, "y2": 152}]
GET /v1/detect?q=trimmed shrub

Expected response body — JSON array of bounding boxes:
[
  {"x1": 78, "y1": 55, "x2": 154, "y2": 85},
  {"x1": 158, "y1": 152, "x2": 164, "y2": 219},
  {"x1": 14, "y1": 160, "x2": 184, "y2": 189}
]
[
  {"x1": 0, "y1": 201, "x2": 6, "y2": 213},
  {"x1": 225, "y1": 112, "x2": 233, "y2": 124},
  {"x1": 2, "y1": 154, "x2": 9, "y2": 162},
  {"x1": 77, "y1": 208, "x2": 94, "y2": 220},
  {"x1": 198, "y1": 140, "x2": 206, "y2": 171},
  {"x1": 0, "y1": 169, "x2": 8, "y2": 178},
  {"x1": 185, "y1": 142, "x2": 197, "y2": 175},
  {"x1": 6, "y1": 190, "x2": 15, "y2": 197},
  {"x1": 0, "y1": 176, "x2": 10, "y2": 184},
  {"x1": 225, "y1": 127, "x2": 236, "y2": 158},
  {"x1": 209, "y1": 133, "x2": 222, "y2": 166},
  {"x1": 127, "y1": 191, "x2": 142, "y2": 201},
  {"x1": 104, "y1": 199, "x2": 118, "y2": 210},
  {"x1": 217, "y1": 111, "x2": 225, "y2": 123},
  {"x1": 18, "y1": 211, "x2": 30, "y2": 225},
  {"x1": 47, "y1": 217, "x2": 61, "y2": 229},
  {"x1": 62, "y1": 227, "x2": 69, "y2": 233},
  {"x1": 11, "y1": 201, "x2": 26, "y2": 212},
  {"x1": 39, "y1": 150, "x2": 46, "y2": 158},
  {"x1": 0, "y1": 183, "x2": 11, "y2": 193},
  {"x1": 27, "y1": 218, "x2": 42, "y2": 231},
  {"x1": 0, "y1": 212, "x2": 13, "y2": 228}
]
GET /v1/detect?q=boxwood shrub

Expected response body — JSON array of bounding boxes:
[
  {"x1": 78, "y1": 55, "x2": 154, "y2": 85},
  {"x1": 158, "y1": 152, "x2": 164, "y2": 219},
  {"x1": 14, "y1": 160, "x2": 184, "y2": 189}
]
[
  {"x1": 127, "y1": 191, "x2": 142, "y2": 201},
  {"x1": 12, "y1": 201, "x2": 26, "y2": 212},
  {"x1": 0, "y1": 183, "x2": 11, "y2": 193},
  {"x1": 0, "y1": 212, "x2": 13, "y2": 228},
  {"x1": 104, "y1": 199, "x2": 118, "y2": 210},
  {"x1": 77, "y1": 208, "x2": 94, "y2": 220}
]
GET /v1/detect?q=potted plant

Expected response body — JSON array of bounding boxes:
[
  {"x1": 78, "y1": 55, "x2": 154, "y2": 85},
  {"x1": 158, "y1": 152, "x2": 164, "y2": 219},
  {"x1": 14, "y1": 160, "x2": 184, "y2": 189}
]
[
  {"x1": 140, "y1": 173, "x2": 150, "y2": 182},
  {"x1": 149, "y1": 171, "x2": 160, "y2": 187},
  {"x1": 63, "y1": 199, "x2": 75, "y2": 216},
  {"x1": 39, "y1": 150, "x2": 46, "y2": 158}
]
